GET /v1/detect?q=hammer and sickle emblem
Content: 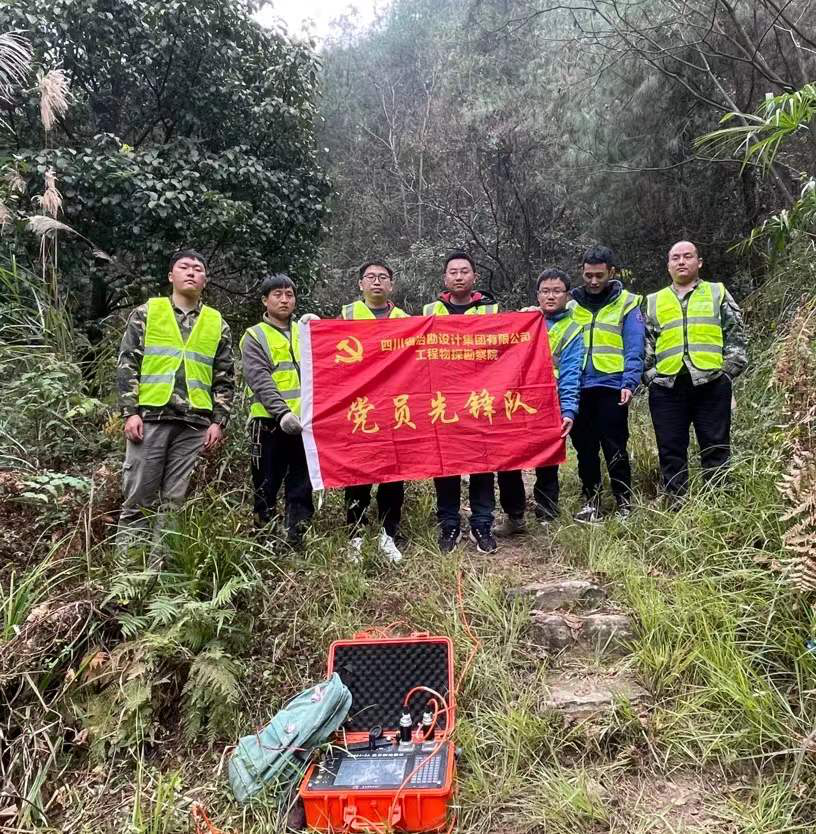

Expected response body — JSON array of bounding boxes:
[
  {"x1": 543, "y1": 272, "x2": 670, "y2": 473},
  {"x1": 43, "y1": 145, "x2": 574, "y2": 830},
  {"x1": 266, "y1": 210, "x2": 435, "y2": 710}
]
[{"x1": 335, "y1": 336, "x2": 364, "y2": 364}]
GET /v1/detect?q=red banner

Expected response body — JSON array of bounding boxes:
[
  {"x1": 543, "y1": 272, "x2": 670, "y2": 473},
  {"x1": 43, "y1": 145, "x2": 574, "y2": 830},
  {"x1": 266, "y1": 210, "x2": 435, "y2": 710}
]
[{"x1": 300, "y1": 312, "x2": 564, "y2": 489}]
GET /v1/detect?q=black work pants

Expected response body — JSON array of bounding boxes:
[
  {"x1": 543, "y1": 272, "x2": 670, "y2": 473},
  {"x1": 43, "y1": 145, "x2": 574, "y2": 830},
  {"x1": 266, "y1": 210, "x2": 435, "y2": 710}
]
[
  {"x1": 497, "y1": 467, "x2": 560, "y2": 520},
  {"x1": 570, "y1": 387, "x2": 631, "y2": 505},
  {"x1": 250, "y1": 419, "x2": 314, "y2": 535},
  {"x1": 345, "y1": 481, "x2": 404, "y2": 538},
  {"x1": 434, "y1": 473, "x2": 494, "y2": 530},
  {"x1": 649, "y1": 373, "x2": 732, "y2": 497}
]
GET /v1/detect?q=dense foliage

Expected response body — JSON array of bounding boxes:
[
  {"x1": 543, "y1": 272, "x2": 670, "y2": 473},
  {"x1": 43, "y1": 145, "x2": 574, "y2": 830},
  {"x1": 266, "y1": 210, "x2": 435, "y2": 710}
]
[
  {"x1": 317, "y1": 0, "x2": 816, "y2": 308},
  {"x1": 0, "y1": 0, "x2": 329, "y2": 322}
]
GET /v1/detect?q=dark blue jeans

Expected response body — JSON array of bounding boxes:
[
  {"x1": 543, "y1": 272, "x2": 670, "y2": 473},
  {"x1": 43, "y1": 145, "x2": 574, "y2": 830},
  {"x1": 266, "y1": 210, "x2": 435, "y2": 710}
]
[{"x1": 434, "y1": 473, "x2": 495, "y2": 530}]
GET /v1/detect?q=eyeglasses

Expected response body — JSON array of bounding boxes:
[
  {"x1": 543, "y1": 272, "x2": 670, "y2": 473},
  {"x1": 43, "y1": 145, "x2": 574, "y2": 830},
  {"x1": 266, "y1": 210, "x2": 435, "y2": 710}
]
[
  {"x1": 537, "y1": 289, "x2": 567, "y2": 297},
  {"x1": 362, "y1": 273, "x2": 391, "y2": 282}
]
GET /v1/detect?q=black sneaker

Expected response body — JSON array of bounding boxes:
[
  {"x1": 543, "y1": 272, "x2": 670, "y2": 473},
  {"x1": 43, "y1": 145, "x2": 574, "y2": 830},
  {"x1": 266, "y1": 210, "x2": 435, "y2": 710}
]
[
  {"x1": 469, "y1": 526, "x2": 498, "y2": 554},
  {"x1": 438, "y1": 525, "x2": 462, "y2": 553}
]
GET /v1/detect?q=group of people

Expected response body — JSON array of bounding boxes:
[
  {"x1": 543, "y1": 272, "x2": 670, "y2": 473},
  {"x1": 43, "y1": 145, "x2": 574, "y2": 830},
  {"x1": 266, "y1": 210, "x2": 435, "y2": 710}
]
[{"x1": 115, "y1": 242, "x2": 748, "y2": 562}]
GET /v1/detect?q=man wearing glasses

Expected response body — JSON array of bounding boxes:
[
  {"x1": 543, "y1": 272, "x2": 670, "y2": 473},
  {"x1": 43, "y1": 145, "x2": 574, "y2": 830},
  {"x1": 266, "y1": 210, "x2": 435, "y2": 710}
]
[
  {"x1": 341, "y1": 260, "x2": 409, "y2": 561},
  {"x1": 496, "y1": 269, "x2": 584, "y2": 533}
]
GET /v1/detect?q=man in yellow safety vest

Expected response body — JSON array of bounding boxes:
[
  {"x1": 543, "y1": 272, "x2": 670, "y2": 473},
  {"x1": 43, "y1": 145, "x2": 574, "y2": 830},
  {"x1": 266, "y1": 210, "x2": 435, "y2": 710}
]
[
  {"x1": 116, "y1": 249, "x2": 234, "y2": 556},
  {"x1": 241, "y1": 274, "x2": 313, "y2": 547},
  {"x1": 643, "y1": 240, "x2": 748, "y2": 500},
  {"x1": 341, "y1": 260, "x2": 409, "y2": 562},
  {"x1": 424, "y1": 251, "x2": 500, "y2": 555},
  {"x1": 496, "y1": 268, "x2": 584, "y2": 533},
  {"x1": 568, "y1": 245, "x2": 644, "y2": 523}
]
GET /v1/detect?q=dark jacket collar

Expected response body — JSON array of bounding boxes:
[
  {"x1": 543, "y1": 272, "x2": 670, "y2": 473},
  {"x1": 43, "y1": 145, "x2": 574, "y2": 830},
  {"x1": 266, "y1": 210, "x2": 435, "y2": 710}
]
[
  {"x1": 546, "y1": 308, "x2": 572, "y2": 324},
  {"x1": 571, "y1": 279, "x2": 623, "y2": 309},
  {"x1": 437, "y1": 289, "x2": 497, "y2": 312}
]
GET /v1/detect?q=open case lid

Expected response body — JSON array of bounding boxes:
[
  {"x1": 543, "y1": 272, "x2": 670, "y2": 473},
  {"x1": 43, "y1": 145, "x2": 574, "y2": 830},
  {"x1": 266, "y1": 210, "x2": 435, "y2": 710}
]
[{"x1": 328, "y1": 632, "x2": 456, "y2": 735}]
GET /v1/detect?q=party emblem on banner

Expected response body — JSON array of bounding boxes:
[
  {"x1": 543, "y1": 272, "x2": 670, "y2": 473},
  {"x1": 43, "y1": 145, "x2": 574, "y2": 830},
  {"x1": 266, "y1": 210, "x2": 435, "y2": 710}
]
[{"x1": 334, "y1": 336, "x2": 364, "y2": 364}]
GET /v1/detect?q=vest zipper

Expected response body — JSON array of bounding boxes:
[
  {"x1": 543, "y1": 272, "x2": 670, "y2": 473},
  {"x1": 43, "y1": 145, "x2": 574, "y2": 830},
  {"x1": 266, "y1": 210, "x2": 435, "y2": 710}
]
[
  {"x1": 286, "y1": 331, "x2": 300, "y2": 380},
  {"x1": 588, "y1": 309, "x2": 598, "y2": 366},
  {"x1": 680, "y1": 286, "x2": 695, "y2": 361}
]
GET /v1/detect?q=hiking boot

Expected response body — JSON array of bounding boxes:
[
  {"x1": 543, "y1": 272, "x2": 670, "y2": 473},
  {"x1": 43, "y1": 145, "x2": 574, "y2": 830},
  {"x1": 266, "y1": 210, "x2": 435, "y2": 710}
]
[
  {"x1": 574, "y1": 500, "x2": 602, "y2": 525},
  {"x1": 378, "y1": 529, "x2": 403, "y2": 563},
  {"x1": 438, "y1": 525, "x2": 462, "y2": 553},
  {"x1": 348, "y1": 536, "x2": 364, "y2": 563},
  {"x1": 469, "y1": 526, "x2": 498, "y2": 554},
  {"x1": 495, "y1": 515, "x2": 527, "y2": 537}
]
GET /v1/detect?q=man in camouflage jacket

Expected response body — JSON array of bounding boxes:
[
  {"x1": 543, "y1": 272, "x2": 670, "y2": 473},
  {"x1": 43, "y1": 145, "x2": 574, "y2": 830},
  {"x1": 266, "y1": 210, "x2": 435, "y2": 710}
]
[
  {"x1": 116, "y1": 249, "x2": 234, "y2": 555},
  {"x1": 643, "y1": 240, "x2": 748, "y2": 499}
]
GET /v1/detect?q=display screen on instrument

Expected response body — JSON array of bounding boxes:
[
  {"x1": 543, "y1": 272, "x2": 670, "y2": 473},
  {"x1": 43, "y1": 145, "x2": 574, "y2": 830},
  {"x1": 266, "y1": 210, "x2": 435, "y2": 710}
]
[{"x1": 334, "y1": 756, "x2": 407, "y2": 787}]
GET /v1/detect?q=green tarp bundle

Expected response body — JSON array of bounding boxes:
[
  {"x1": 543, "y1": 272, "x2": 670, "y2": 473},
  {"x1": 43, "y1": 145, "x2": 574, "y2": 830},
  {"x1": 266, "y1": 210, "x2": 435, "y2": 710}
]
[{"x1": 229, "y1": 672, "x2": 352, "y2": 803}]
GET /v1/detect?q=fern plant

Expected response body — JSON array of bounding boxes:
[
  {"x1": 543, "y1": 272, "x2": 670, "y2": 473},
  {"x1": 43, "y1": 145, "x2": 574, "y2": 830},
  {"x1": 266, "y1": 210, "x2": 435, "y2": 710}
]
[
  {"x1": 77, "y1": 502, "x2": 259, "y2": 760},
  {"x1": 180, "y1": 641, "x2": 242, "y2": 744}
]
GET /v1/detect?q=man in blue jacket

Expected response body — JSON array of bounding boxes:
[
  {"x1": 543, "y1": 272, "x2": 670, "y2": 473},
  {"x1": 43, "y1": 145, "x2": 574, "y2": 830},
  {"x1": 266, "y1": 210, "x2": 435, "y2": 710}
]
[
  {"x1": 569, "y1": 246, "x2": 644, "y2": 522},
  {"x1": 496, "y1": 269, "x2": 584, "y2": 534}
]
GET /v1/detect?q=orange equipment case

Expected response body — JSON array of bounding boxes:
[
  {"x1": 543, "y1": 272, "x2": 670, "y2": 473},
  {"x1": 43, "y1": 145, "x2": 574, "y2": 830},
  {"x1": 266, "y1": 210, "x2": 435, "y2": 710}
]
[{"x1": 299, "y1": 632, "x2": 456, "y2": 832}]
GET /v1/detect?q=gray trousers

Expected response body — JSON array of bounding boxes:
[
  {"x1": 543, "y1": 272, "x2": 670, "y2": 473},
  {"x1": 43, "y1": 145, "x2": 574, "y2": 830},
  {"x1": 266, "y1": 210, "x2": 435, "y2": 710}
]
[{"x1": 116, "y1": 420, "x2": 205, "y2": 555}]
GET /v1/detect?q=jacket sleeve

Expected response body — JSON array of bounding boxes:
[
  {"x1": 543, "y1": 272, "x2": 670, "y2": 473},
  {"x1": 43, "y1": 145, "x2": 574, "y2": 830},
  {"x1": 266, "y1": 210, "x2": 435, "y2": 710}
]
[
  {"x1": 241, "y1": 332, "x2": 291, "y2": 420},
  {"x1": 556, "y1": 335, "x2": 584, "y2": 421},
  {"x1": 721, "y1": 289, "x2": 748, "y2": 380},
  {"x1": 642, "y1": 304, "x2": 658, "y2": 386},
  {"x1": 117, "y1": 304, "x2": 147, "y2": 417},
  {"x1": 211, "y1": 320, "x2": 235, "y2": 427},
  {"x1": 621, "y1": 306, "x2": 646, "y2": 391}
]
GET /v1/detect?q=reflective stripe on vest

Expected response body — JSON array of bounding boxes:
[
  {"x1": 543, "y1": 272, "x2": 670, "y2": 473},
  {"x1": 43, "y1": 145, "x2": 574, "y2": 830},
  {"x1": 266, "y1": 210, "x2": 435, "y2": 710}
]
[
  {"x1": 341, "y1": 300, "x2": 409, "y2": 319},
  {"x1": 648, "y1": 281, "x2": 724, "y2": 374},
  {"x1": 240, "y1": 322, "x2": 301, "y2": 418},
  {"x1": 547, "y1": 316, "x2": 582, "y2": 379},
  {"x1": 568, "y1": 290, "x2": 641, "y2": 373},
  {"x1": 422, "y1": 300, "x2": 498, "y2": 315},
  {"x1": 138, "y1": 298, "x2": 221, "y2": 410}
]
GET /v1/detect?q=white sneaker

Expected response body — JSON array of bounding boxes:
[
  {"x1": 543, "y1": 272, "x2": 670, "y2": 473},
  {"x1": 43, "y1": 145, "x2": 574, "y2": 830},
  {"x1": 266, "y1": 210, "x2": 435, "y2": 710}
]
[
  {"x1": 378, "y1": 529, "x2": 403, "y2": 563},
  {"x1": 348, "y1": 536, "x2": 364, "y2": 563}
]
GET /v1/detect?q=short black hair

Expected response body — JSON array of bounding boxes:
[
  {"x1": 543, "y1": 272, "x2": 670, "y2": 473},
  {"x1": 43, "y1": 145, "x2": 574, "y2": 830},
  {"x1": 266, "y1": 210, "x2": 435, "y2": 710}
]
[
  {"x1": 358, "y1": 259, "x2": 393, "y2": 280},
  {"x1": 261, "y1": 273, "x2": 296, "y2": 296},
  {"x1": 169, "y1": 248, "x2": 207, "y2": 270},
  {"x1": 536, "y1": 268, "x2": 571, "y2": 293},
  {"x1": 581, "y1": 245, "x2": 617, "y2": 269},
  {"x1": 444, "y1": 251, "x2": 476, "y2": 272}
]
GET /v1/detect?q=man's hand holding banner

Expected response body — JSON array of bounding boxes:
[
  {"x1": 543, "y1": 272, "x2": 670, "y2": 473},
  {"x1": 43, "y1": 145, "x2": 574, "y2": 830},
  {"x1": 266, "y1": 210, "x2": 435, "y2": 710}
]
[{"x1": 300, "y1": 312, "x2": 564, "y2": 489}]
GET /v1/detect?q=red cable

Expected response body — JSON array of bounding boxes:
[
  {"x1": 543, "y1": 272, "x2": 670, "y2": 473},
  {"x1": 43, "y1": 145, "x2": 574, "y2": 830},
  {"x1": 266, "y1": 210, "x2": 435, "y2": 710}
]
[{"x1": 191, "y1": 802, "x2": 225, "y2": 834}]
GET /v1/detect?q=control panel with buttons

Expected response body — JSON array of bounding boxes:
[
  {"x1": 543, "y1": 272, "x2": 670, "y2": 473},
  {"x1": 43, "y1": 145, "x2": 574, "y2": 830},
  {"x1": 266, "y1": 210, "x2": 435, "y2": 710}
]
[{"x1": 307, "y1": 746, "x2": 449, "y2": 792}]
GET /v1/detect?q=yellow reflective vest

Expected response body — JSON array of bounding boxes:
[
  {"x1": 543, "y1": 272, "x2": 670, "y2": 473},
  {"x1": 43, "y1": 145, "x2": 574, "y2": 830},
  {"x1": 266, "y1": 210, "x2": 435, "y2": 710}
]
[
  {"x1": 547, "y1": 314, "x2": 583, "y2": 379},
  {"x1": 647, "y1": 281, "x2": 725, "y2": 375},
  {"x1": 568, "y1": 290, "x2": 641, "y2": 373},
  {"x1": 240, "y1": 322, "x2": 301, "y2": 418},
  {"x1": 423, "y1": 298, "x2": 498, "y2": 315},
  {"x1": 341, "y1": 300, "x2": 409, "y2": 319},
  {"x1": 138, "y1": 297, "x2": 222, "y2": 410}
]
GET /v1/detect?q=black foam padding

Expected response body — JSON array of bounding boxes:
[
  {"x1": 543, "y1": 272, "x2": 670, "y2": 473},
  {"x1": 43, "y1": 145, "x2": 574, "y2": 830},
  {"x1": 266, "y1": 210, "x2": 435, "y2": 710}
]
[{"x1": 332, "y1": 641, "x2": 451, "y2": 732}]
